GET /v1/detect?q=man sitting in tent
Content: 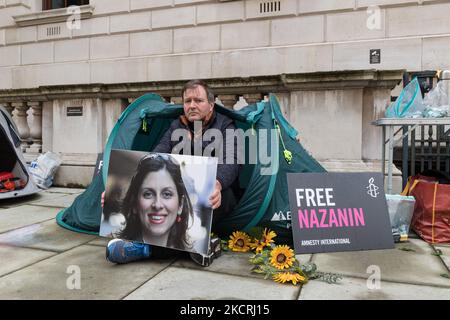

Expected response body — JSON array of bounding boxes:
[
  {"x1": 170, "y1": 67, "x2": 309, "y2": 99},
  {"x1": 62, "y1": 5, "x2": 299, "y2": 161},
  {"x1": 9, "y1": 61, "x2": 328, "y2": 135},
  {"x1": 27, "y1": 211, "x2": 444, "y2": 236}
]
[{"x1": 106, "y1": 79, "x2": 241, "y2": 266}]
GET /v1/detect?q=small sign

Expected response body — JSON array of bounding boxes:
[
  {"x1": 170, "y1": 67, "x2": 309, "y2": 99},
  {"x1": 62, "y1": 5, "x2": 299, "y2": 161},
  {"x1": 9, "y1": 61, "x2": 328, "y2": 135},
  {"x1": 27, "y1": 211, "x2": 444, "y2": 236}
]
[
  {"x1": 66, "y1": 106, "x2": 83, "y2": 117},
  {"x1": 287, "y1": 172, "x2": 394, "y2": 254},
  {"x1": 370, "y1": 49, "x2": 381, "y2": 64}
]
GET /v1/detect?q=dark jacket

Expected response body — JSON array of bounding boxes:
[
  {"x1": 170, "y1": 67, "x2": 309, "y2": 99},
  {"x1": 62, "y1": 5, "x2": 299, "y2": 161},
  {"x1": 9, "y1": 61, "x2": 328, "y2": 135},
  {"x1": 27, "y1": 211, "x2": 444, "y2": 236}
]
[{"x1": 152, "y1": 111, "x2": 241, "y2": 190}]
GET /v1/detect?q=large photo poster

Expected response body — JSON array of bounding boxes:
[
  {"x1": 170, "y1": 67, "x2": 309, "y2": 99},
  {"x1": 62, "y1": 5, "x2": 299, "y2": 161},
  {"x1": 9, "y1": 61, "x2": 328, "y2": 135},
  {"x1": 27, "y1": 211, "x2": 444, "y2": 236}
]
[{"x1": 100, "y1": 149, "x2": 218, "y2": 255}]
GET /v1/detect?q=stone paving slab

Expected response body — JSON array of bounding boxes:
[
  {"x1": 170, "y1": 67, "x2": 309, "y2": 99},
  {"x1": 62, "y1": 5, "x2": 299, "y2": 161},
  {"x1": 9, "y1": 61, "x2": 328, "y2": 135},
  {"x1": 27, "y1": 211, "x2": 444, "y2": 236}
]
[
  {"x1": 173, "y1": 251, "x2": 260, "y2": 279},
  {"x1": 434, "y1": 246, "x2": 450, "y2": 273},
  {"x1": 124, "y1": 266, "x2": 300, "y2": 300},
  {"x1": 0, "y1": 220, "x2": 96, "y2": 252},
  {"x1": 43, "y1": 188, "x2": 85, "y2": 194},
  {"x1": 0, "y1": 245, "x2": 173, "y2": 300},
  {"x1": 29, "y1": 193, "x2": 81, "y2": 209},
  {"x1": 0, "y1": 245, "x2": 56, "y2": 277},
  {"x1": 170, "y1": 250, "x2": 312, "y2": 280},
  {"x1": 296, "y1": 254, "x2": 313, "y2": 264},
  {"x1": 0, "y1": 192, "x2": 66, "y2": 209},
  {"x1": 2, "y1": 187, "x2": 448, "y2": 300},
  {"x1": 299, "y1": 275, "x2": 450, "y2": 300},
  {"x1": 87, "y1": 237, "x2": 109, "y2": 247},
  {"x1": 311, "y1": 239, "x2": 450, "y2": 288},
  {"x1": 0, "y1": 205, "x2": 60, "y2": 234}
]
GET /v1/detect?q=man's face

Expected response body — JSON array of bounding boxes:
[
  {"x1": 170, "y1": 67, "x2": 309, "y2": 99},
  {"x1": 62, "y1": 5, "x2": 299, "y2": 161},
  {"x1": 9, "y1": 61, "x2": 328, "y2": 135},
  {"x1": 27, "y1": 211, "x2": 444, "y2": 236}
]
[{"x1": 183, "y1": 85, "x2": 214, "y2": 122}]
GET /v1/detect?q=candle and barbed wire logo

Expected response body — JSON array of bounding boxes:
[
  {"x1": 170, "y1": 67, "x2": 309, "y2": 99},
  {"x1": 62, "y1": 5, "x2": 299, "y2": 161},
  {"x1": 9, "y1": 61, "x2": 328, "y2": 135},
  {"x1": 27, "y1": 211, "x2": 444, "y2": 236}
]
[{"x1": 366, "y1": 177, "x2": 380, "y2": 198}]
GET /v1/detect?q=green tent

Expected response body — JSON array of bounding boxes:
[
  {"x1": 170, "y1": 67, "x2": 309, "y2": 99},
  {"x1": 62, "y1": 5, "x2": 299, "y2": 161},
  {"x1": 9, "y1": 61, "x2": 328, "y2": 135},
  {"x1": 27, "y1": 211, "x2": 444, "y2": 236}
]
[{"x1": 56, "y1": 93, "x2": 326, "y2": 244}]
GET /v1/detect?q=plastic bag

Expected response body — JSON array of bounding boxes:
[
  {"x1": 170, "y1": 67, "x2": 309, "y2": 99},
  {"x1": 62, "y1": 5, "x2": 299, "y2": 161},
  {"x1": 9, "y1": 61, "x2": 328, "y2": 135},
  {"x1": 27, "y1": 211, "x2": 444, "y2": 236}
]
[
  {"x1": 29, "y1": 151, "x2": 62, "y2": 189},
  {"x1": 385, "y1": 194, "x2": 416, "y2": 242},
  {"x1": 385, "y1": 78, "x2": 425, "y2": 118},
  {"x1": 422, "y1": 106, "x2": 449, "y2": 118},
  {"x1": 422, "y1": 80, "x2": 449, "y2": 118}
]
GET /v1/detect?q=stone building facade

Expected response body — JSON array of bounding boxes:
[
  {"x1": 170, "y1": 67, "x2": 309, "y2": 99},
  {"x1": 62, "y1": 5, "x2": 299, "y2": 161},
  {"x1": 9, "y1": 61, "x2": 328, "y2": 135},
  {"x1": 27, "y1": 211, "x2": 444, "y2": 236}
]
[{"x1": 1, "y1": 0, "x2": 450, "y2": 189}]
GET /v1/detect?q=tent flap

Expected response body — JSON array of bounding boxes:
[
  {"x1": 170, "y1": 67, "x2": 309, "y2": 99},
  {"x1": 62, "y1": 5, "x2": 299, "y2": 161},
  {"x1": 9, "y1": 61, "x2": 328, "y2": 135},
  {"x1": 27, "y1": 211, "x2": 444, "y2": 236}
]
[{"x1": 0, "y1": 107, "x2": 40, "y2": 199}]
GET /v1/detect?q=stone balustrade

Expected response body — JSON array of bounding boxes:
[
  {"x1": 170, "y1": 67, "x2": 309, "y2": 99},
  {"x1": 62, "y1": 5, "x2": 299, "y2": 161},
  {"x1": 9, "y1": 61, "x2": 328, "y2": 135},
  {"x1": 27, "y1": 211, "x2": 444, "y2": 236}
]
[
  {"x1": 0, "y1": 90, "x2": 264, "y2": 160},
  {"x1": 10, "y1": 101, "x2": 31, "y2": 152},
  {"x1": 1, "y1": 101, "x2": 42, "y2": 154},
  {"x1": 28, "y1": 101, "x2": 42, "y2": 154}
]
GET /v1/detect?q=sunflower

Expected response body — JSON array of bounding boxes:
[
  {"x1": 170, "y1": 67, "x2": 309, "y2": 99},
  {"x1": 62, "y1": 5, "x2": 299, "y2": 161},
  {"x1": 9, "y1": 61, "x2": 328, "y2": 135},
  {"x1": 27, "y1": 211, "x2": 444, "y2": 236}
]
[
  {"x1": 249, "y1": 228, "x2": 277, "y2": 253},
  {"x1": 261, "y1": 228, "x2": 276, "y2": 246},
  {"x1": 273, "y1": 272, "x2": 306, "y2": 285},
  {"x1": 228, "y1": 231, "x2": 252, "y2": 252},
  {"x1": 250, "y1": 241, "x2": 266, "y2": 254},
  {"x1": 270, "y1": 245, "x2": 295, "y2": 270}
]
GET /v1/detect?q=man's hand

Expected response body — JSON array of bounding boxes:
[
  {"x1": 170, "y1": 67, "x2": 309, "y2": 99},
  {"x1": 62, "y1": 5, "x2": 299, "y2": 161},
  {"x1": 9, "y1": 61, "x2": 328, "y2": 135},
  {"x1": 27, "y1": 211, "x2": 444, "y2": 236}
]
[
  {"x1": 209, "y1": 180, "x2": 222, "y2": 210},
  {"x1": 101, "y1": 191, "x2": 105, "y2": 208}
]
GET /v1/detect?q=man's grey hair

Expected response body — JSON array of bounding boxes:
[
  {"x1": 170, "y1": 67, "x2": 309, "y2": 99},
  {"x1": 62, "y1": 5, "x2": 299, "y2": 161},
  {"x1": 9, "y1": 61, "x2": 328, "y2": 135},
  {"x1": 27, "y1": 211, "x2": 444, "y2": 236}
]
[{"x1": 182, "y1": 79, "x2": 215, "y2": 104}]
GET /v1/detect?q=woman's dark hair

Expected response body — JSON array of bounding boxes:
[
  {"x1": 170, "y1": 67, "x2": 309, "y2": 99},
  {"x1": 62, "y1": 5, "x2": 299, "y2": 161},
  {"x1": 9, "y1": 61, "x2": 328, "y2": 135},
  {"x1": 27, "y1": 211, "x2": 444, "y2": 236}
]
[
  {"x1": 103, "y1": 185, "x2": 122, "y2": 220},
  {"x1": 118, "y1": 154, "x2": 193, "y2": 249}
]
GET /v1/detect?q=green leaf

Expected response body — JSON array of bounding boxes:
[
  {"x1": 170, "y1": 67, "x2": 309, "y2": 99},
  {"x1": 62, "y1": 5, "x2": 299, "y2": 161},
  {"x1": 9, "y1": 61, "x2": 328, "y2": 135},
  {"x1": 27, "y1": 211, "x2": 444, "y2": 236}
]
[
  {"x1": 251, "y1": 266, "x2": 265, "y2": 274},
  {"x1": 398, "y1": 247, "x2": 416, "y2": 252},
  {"x1": 440, "y1": 273, "x2": 450, "y2": 279},
  {"x1": 311, "y1": 271, "x2": 343, "y2": 284},
  {"x1": 220, "y1": 240, "x2": 229, "y2": 251},
  {"x1": 300, "y1": 262, "x2": 318, "y2": 276},
  {"x1": 249, "y1": 256, "x2": 265, "y2": 265},
  {"x1": 432, "y1": 249, "x2": 443, "y2": 257}
]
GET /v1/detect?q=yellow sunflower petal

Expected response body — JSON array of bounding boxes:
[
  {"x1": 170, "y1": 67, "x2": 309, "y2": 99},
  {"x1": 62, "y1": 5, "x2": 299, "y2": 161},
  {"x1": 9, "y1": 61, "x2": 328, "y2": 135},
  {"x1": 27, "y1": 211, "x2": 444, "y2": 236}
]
[
  {"x1": 273, "y1": 273, "x2": 287, "y2": 284},
  {"x1": 228, "y1": 231, "x2": 252, "y2": 252},
  {"x1": 273, "y1": 272, "x2": 305, "y2": 285},
  {"x1": 262, "y1": 228, "x2": 277, "y2": 244},
  {"x1": 270, "y1": 245, "x2": 295, "y2": 270},
  {"x1": 249, "y1": 240, "x2": 266, "y2": 254}
]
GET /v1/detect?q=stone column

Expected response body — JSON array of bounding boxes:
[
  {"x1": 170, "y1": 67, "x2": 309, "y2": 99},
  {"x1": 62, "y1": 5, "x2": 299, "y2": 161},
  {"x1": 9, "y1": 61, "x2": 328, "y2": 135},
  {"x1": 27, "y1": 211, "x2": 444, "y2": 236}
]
[
  {"x1": 442, "y1": 70, "x2": 450, "y2": 106},
  {"x1": 11, "y1": 102, "x2": 31, "y2": 152},
  {"x1": 233, "y1": 96, "x2": 248, "y2": 110},
  {"x1": 1, "y1": 102, "x2": 14, "y2": 116},
  {"x1": 217, "y1": 94, "x2": 238, "y2": 109},
  {"x1": 362, "y1": 88, "x2": 391, "y2": 161},
  {"x1": 273, "y1": 92, "x2": 291, "y2": 121},
  {"x1": 28, "y1": 101, "x2": 43, "y2": 154},
  {"x1": 103, "y1": 99, "x2": 126, "y2": 148},
  {"x1": 41, "y1": 101, "x2": 53, "y2": 153},
  {"x1": 232, "y1": 93, "x2": 264, "y2": 110},
  {"x1": 171, "y1": 97, "x2": 183, "y2": 104},
  {"x1": 243, "y1": 93, "x2": 263, "y2": 105}
]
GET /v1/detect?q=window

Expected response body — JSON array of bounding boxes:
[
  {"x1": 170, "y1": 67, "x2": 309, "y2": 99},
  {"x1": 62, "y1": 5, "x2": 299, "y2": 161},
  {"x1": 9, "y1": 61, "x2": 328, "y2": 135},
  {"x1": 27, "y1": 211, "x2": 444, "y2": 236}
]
[{"x1": 42, "y1": 0, "x2": 89, "y2": 11}]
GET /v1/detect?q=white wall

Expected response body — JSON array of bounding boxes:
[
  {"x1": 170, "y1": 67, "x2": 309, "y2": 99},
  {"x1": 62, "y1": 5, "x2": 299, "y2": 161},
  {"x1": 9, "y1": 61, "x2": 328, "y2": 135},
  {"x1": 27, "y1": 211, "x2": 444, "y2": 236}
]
[{"x1": 1, "y1": 0, "x2": 450, "y2": 90}]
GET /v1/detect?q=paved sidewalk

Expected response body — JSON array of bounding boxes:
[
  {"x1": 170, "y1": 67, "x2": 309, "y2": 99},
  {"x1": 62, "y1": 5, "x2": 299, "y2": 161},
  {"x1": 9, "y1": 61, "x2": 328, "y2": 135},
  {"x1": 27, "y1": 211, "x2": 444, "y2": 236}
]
[{"x1": 0, "y1": 188, "x2": 449, "y2": 300}]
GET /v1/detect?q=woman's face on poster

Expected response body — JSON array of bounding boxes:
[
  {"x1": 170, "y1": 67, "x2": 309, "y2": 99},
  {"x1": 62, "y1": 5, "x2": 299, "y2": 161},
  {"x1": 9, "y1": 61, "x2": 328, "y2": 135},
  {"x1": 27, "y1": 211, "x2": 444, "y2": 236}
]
[{"x1": 137, "y1": 168, "x2": 180, "y2": 238}]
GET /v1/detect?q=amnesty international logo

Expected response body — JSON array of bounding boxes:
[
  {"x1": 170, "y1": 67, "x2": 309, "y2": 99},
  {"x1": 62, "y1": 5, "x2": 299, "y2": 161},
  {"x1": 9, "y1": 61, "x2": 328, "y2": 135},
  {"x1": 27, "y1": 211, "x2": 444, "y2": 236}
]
[
  {"x1": 271, "y1": 211, "x2": 291, "y2": 221},
  {"x1": 366, "y1": 177, "x2": 379, "y2": 198},
  {"x1": 271, "y1": 211, "x2": 292, "y2": 229}
]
